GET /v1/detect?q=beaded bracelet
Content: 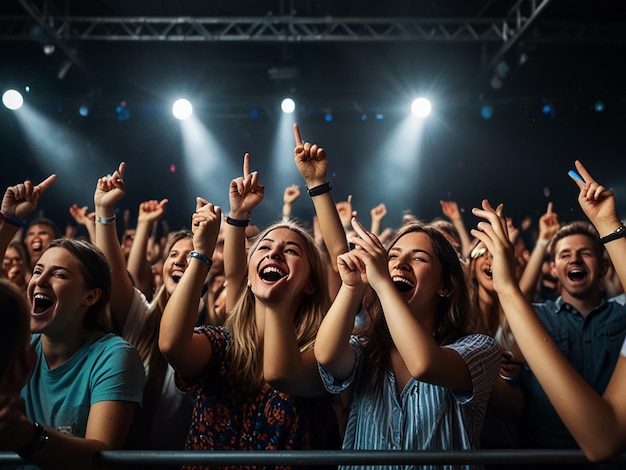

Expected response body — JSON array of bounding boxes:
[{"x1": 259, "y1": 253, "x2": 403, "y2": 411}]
[
  {"x1": 225, "y1": 216, "x2": 250, "y2": 227},
  {"x1": 307, "y1": 182, "x2": 332, "y2": 197},
  {"x1": 0, "y1": 210, "x2": 24, "y2": 228},
  {"x1": 189, "y1": 251, "x2": 213, "y2": 268},
  {"x1": 17, "y1": 421, "x2": 49, "y2": 458}
]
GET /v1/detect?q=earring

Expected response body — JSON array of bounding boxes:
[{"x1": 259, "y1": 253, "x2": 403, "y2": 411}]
[{"x1": 439, "y1": 291, "x2": 447, "y2": 298}]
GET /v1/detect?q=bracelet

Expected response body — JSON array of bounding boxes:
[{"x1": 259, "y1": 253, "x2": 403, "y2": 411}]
[
  {"x1": 96, "y1": 214, "x2": 116, "y2": 225},
  {"x1": 537, "y1": 239, "x2": 550, "y2": 248},
  {"x1": 189, "y1": 251, "x2": 213, "y2": 268},
  {"x1": 225, "y1": 216, "x2": 250, "y2": 227},
  {"x1": 499, "y1": 373, "x2": 521, "y2": 389},
  {"x1": 17, "y1": 421, "x2": 49, "y2": 458},
  {"x1": 307, "y1": 182, "x2": 332, "y2": 197},
  {"x1": 0, "y1": 210, "x2": 24, "y2": 228},
  {"x1": 600, "y1": 225, "x2": 626, "y2": 245}
]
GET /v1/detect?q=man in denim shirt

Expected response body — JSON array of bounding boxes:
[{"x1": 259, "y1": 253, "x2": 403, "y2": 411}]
[{"x1": 519, "y1": 221, "x2": 626, "y2": 457}]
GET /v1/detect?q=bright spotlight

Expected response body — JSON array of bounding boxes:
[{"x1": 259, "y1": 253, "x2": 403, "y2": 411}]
[
  {"x1": 2, "y1": 89, "x2": 24, "y2": 110},
  {"x1": 281, "y1": 98, "x2": 295, "y2": 114},
  {"x1": 172, "y1": 98, "x2": 193, "y2": 120},
  {"x1": 411, "y1": 98, "x2": 431, "y2": 118}
]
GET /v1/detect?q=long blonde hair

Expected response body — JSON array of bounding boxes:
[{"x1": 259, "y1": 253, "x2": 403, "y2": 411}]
[{"x1": 224, "y1": 221, "x2": 329, "y2": 392}]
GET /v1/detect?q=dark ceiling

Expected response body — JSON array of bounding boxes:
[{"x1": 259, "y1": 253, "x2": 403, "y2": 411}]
[{"x1": 2, "y1": 0, "x2": 626, "y2": 234}]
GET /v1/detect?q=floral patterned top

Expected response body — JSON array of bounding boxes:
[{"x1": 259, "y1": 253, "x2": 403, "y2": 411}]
[{"x1": 176, "y1": 325, "x2": 340, "y2": 470}]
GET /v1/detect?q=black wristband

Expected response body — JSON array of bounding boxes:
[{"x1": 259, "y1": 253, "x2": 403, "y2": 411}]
[
  {"x1": 307, "y1": 182, "x2": 332, "y2": 197},
  {"x1": 17, "y1": 421, "x2": 49, "y2": 458},
  {"x1": 0, "y1": 211, "x2": 24, "y2": 228},
  {"x1": 225, "y1": 216, "x2": 250, "y2": 227},
  {"x1": 600, "y1": 225, "x2": 626, "y2": 244}
]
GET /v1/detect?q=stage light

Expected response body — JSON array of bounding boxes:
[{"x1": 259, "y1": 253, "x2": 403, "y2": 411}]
[
  {"x1": 481, "y1": 104, "x2": 493, "y2": 120},
  {"x1": 411, "y1": 98, "x2": 431, "y2": 118},
  {"x1": 360, "y1": 113, "x2": 368, "y2": 121},
  {"x1": 248, "y1": 108, "x2": 260, "y2": 119},
  {"x1": 172, "y1": 99, "x2": 193, "y2": 120},
  {"x1": 2, "y1": 89, "x2": 24, "y2": 110},
  {"x1": 281, "y1": 98, "x2": 295, "y2": 114},
  {"x1": 116, "y1": 101, "x2": 130, "y2": 122},
  {"x1": 375, "y1": 113, "x2": 384, "y2": 120},
  {"x1": 594, "y1": 100, "x2": 605, "y2": 112},
  {"x1": 79, "y1": 104, "x2": 89, "y2": 117},
  {"x1": 542, "y1": 103, "x2": 556, "y2": 118},
  {"x1": 324, "y1": 112, "x2": 333, "y2": 122}
]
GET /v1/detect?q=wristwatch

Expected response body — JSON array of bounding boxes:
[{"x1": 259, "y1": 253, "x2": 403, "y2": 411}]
[{"x1": 17, "y1": 421, "x2": 49, "y2": 458}]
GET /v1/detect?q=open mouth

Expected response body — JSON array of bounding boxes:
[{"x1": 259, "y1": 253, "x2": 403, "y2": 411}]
[
  {"x1": 260, "y1": 265, "x2": 287, "y2": 282},
  {"x1": 31, "y1": 241, "x2": 42, "y2": 252},
  {"x1": 392, "y1": 276, "x2": 415, "y2": 292},
  {"x1": 33, "y1": 293, "x2": 54, "y2": 314},
  {"x1": 170, "y1": 270, "x2": 185, "y2": 283},
  {"x1": 568, "y1": 269, "x2": 586, "y2": 281},
  {"x1": 483, "y1": 268, "x2": 493, "y2": 279}
]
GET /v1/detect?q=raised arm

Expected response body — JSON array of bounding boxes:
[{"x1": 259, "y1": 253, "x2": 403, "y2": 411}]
[
  {"x1": 471, "y1": 189, "x2": 626, "y2": 462},
  {"x1": 159, "y1": 199, "x2": 222, "y2": 378},
  {"x1": 440, "y1": 200, "x2": 472, "y2": 259},
  {"x1": 126, "y1": 199, "x2": 168, "y2": 300},
  {"x1": 223, "y1": 152, "x2": 265, "y2": 312},
  {"x1": 93, "y1": 162, "x2": 135, "y2": 332},
  {"x1": 369, "y1": 203, "x2": 387, "y2": 237},
  {"x1": 518, "y1": 201, "x2": 560, "y2": 300},
  {"x1": 0, "y1": 175, "x2": 56, "y2": 260},
  {"x1": 349, "y1": 216, "x2": 473, "y2": 392},
  {"x1": 68, "y1": 204, "x2": 96, "y2": 243},
  {"x1": 282, "y1": 184, "x2": 301, "y2": 222},
  {"x1": 293, "y1": 123, "x2": 348, "y2": 271}
]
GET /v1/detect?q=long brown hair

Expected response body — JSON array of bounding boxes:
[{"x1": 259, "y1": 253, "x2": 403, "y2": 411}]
[
  {"x1": 224, "y1": 221, "x2": 329, "y2": 392},
  {"x1": 360, "y1": 222, "x2": 474, "y2": 387}
]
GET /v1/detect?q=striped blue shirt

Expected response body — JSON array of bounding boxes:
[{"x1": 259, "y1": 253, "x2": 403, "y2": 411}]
[{"x1": 319, "y1": 333, "x2": 501, "y2": 470}]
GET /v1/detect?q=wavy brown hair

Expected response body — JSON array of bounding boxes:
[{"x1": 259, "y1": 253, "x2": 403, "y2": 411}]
[
  {"x1": 224, "y1": 221, "x2": 330, "y2": 392},
  {"x1": 360, "y1": 222, "x2": 475, "y2": 387}
]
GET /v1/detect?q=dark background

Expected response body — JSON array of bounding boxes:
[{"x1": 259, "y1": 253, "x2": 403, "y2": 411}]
[{"x1": 2, "y1": 1, "x2": 626, "y2": 238}]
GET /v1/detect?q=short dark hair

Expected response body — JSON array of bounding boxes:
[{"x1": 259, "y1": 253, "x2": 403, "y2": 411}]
[
  {"x1": 548, "y1": 220, "x2": 603, "y2": 261},
  {"x1": 25, "y1": 217, "x2": 61, "y2": 239}
]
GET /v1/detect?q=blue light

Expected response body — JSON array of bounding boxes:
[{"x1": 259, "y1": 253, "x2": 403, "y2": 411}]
[
  {"x1": 248, "y1": 108, "x2": 260, "y2": 119},
  {"x1": 594, "y1": 101, "x2": 605, "y2": 112},
  {"x1": 375, "y1": 113, "x2": 384, "y2": 120},
  {"x1": 542, "y1": 104, "x2": 556, "y2": 118},
  {"x1": 360, "y1": 114, "x2": 368, "y2": 121},
  {"x1": 324, "y1": 113, "x2": 333, "y2": 122},
  {"x1": 480, "y1": 105, "x2": 493, "y2": 120},
  {"x1": 79, "y1": 105, "x2": 89, "y2": 117}
]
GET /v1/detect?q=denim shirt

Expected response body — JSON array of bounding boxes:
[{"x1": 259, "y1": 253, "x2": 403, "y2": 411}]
[{"x1": 520, "y1": 297, "x2": 626, "y2": 449}]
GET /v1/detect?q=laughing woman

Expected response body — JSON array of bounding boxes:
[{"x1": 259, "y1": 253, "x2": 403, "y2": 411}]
[
  {"x1": 315, "y1": 217, "x2": 501, "y2": 470},
  {"x1": 0, "y1": 172, "x2": 144, "y2": 469}
]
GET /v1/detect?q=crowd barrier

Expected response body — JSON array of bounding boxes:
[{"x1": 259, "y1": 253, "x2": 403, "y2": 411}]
[{"x1": 1, "y1": 449, "x2": 626, "y2": 467}]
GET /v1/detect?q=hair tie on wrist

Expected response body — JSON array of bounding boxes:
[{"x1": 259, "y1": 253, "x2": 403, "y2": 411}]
[
  {"x1": 226, "y1": 216, "x2": 250, "y2": 227},
  {"x1": 189, "y1": 251, "x2": 213, "y2": 268},
  {"x1": 600, "y1": 225, "x2": 626, "y2": 245},
  {"x1": 307, "y1": 182, "x2": 331, "y2": 197},
  {"x1": 0, "y1": 211, "x2": 24, "y2": 228},
  {"x1": 96, "y1": 214, "x2": 116, "y2": 225}
]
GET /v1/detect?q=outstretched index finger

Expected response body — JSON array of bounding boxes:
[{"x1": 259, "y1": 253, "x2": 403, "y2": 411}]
[
  {"x1": 293, "y1": 123, "x2": 302, "y2": 145},
  {"x1": 117, "y1": 161, "x2": 126, "y2": 179},
  {"x1": 242, "y1": 153, "x2": 251, "y2": 178},
  {"x1": 546, "y1": 201, "x2": 553, "y2": 214},
  {"x1": 35, "y1": 174, "x2": 57, "y2": 193}
]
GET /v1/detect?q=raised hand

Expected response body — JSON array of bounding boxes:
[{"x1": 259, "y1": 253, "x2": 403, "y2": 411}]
[
  {"x1": 471, "y1": 200, "x2": 518, "y2": 292},
  {"x1": 69, "y1": 204, "x2": 92, "y2": 226},
  {"x1": 228, "y1": 153, "x2": 264, "y2": 219},
  {"x1": 94, "y1": 162, "x2": 126, "y2": 211},
  {"x1": 1, "y1": 174, "x2": 57, "y2": 220},
  {"x1": 440, "y1": 200, "x2": 462, "y2": 221},
  {"x1": 283, "y1": 184, "x2": 301, "y2": 205},
  {"x1": 191, "y1": 200, "x2": 222, "y2": 257},
  {"x1": 347, "y1": 216, "x2": 390, "y2": 289},
  {"x1": 370, "y1": 203, "x2": 387, "y2": 223},
  {"x1": 538, "y1": 201, "x2": 559, "y2": 243},
  {"x1": 137, "y1": 199, "x2": 169, "y2": 225},
  {"x1": 569, "y1": 160, "x2": 620, "y2": 234},
  {"x1": 293, "y1": 123, "x2": 327, "y2": 187}
]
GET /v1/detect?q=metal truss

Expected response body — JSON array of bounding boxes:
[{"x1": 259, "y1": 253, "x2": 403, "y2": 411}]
[{"x1": 2, "y1": 0, "x2": 626, "y2": 80}]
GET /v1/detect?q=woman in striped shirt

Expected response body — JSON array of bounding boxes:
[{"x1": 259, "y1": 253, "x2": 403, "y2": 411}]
[{"x1": 315, "y1": 217, "x2": 501, "y2": 469}]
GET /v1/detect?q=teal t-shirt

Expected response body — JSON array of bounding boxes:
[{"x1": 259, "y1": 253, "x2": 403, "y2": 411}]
[{"x1": 21, "y1": 332, "x2": 145, "y2": 437}]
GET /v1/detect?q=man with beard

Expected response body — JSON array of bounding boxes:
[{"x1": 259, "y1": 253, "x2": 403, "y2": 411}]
[{"x1": 519, "y1": 220, "x2": 626, "y2": 463}]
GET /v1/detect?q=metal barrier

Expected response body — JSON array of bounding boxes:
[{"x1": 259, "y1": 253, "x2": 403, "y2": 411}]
[{"x1": 1, "y1": 449, "x2": 626, "y2": 467}]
